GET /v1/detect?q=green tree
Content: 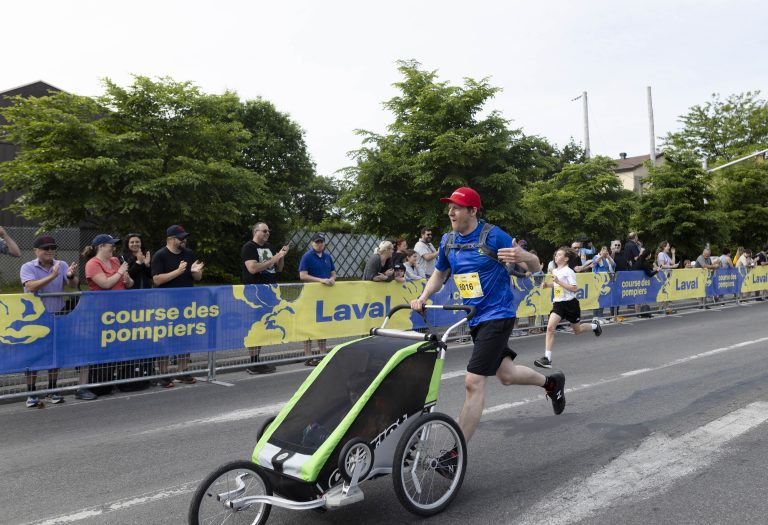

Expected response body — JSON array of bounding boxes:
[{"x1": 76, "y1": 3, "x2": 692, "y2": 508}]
[
  {"x1": 341, "y1": 60, "x2": 530, "y2": 237},
  {"x1": 664, "y1": 91, "x2": 768, "y2": 165},
  {"x1": 520, "y1": 156, "x2": 637, "y2": 246},
  {"x1": 634, "y1": 153, "x2": 725, "y2": 259},
  {"x1": 710, "y1": 163, "x2": 768, "y2": 251},
  {"x1": 0, "y1": 77, "x2": 327, "y2": 282}
]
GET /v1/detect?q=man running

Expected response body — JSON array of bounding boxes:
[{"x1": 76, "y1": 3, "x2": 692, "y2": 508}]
[{"x1": 410, "y1": 187, "x2": 567, "y2": 455}]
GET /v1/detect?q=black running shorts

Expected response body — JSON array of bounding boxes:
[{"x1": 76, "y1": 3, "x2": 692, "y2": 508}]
[
  {"x1": 551, "y1": 298, "x2": 581, "y2": 324},
  {"x1": 467, "y1": 317, "x2": 518, "y2": 376}
]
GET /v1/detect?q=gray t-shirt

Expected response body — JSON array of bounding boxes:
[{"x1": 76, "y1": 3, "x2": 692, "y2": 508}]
[{"x1": 414, "y1": 240, "x2": 437, "y2": 276}]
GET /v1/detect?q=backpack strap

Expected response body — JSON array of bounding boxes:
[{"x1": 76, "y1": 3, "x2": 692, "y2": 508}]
[{"x1": 442, "y1": 222, "x2": 499, "y2": 261}]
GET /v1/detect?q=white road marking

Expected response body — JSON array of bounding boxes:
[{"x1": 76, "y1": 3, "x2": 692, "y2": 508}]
[
  {"x1": 28, "y1": 335, "x2": 768, "y2": 524},
  {"x1": 21, "y1": 482, "x2": 199, "y2": 525},
  {"x1": 515, "y1": 401, "x2": 768, "y2": 525}
]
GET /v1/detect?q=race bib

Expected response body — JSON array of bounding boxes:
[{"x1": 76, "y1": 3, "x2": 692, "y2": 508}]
[
  {"x1": 454, "y1": 272, "x2": 484, "y2": 299},
  {"x1": 553, "y1": 284, "x2": 564, "y2": 299}
]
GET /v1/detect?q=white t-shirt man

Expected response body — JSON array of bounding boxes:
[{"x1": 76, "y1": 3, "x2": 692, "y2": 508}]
[
  {"x1": 414, "y1": 238, "x2": 437, "y2": 276},
  {"x1": 552, "y1": 265, "x2": 578, "y2": 302}
]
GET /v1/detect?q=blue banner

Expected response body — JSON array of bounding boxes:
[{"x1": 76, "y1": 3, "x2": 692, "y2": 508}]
[{"x1": 2, "y1": 268, "x2": 767, "y2": 373}]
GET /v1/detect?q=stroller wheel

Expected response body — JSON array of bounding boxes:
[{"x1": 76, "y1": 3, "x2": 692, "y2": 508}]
[
  {"x1": 256, "y1": 415, "x2": 277, "y2": 443},
  {"x1": 392, "y1": 412, "x2": 466, "y2": 516},
  {"x1": 338, "y1": 437, "x2": 374, "y2": 483},
  {"x1": 189, "y1": 460, "x2": 272, "y2": 525}
]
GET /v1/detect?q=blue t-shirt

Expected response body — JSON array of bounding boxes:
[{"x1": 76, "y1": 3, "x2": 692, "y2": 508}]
[
  {"x1": 435, "y1": 222, "x2": 515, "y2": 326},
  {"x1": 299, "y1": 250, "x2": 335, "y2": 279}
]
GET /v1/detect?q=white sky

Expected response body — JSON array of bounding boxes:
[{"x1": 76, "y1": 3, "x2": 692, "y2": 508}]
[{"x1": 4, "y1": 0, "x2": 767, "y2": 177}]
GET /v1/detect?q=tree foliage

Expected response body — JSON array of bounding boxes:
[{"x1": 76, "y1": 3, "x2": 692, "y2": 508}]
[
  {"x1": 342, "y1": 60, "x2": 529, "y2": 237},
  {"x1": 710, "y1": 162, "x2": 768, "y2": 250},
  {"x1": 520, "y1": 156, "x2": 637, "y2": 247},
  {"x1": 0, "y1": 76, "x2": 326, "y2": 281},
  {"x1": 664, "y1": 91, "x2": 768, "y2": 165},
  {"x1": 634, "y1": 153, "x2": 725, "y2": 259}
]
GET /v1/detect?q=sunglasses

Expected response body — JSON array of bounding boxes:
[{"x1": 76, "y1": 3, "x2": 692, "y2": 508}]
[{"x1": 40, "y1": 246, "x2": 57, "y2": 251}]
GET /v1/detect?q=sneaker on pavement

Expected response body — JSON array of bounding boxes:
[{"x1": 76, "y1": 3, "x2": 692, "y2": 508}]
[
  {"x1": 75, "y1": 388, "x2": 97, "y2": 400},
  {"x1": 534, "y1": 356, "x2": 552, "y2": 369},
  {"x1": 545, "y1": 371, "x2": 566, "y2": 415},
  {"x1": 435, "y1": 448, "x2": 459, "y2": 480},
  {"x1": 304, "y1": 357, "x2": 322, "y2": 367},
  {"x1": 593, "y1": 320, "x2": 602, "y2": 337},
  {"x1": 247, "y1": 364, "x2": 277, "y2": 375},
  {"x1": 158, "y1": 378, "x2": 175, "y2": 388},
  {"x1": 176, "y1": 374, "x2": 197, "y2": 384},
  {"x1": 47, "y1": 393, "x2": 65, "y2": 404},
  {"x1": 26, "y1": 395, "x2": 40, "y2": 408}
]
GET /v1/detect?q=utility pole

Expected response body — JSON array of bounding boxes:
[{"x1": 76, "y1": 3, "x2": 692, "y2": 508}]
[
  {"x1": 572, "y1": 92, "x2": 591, "y2": 158},
  {"x1": 647, "y1": 86, "x2": 656, "y2": 167}
]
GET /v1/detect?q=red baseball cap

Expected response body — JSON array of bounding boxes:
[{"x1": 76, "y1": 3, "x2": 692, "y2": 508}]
[{"x1": 440, "y1": 187, "x2": 482, "y2": 209}]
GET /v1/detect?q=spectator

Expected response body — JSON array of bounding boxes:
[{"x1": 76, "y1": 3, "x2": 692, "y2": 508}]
[
  {"x1": 695, "y1": 246, "x2": 720, "y2": 309},
  {"x1": 754, "y1": 244, "x2": 768, "y2": 301},
  {"x1": 624, "y1": 232, "x2": 641, "y2": 269},
  {"x1": 392, "y1": 263, "x2": 406, "y2": 283},
  {"x1": 591, "y1": 245, "x2": 614, "y2": 319},
  {"x1": 241, "y1": 222, "x2": 289, "y2": 374},
  {"x1": 719, "y1": 247, "x2": 734, "y2": 269},
  {"x1": 655, "y1": 241, "x2": 678, "y2": 314},
  {"x1": 83, "y1": 235, "x2": 133, "y2": 291},
  {"x1": 736, "y1": 249, "x2": 753, "y2": 268},
  {"x1": 151, "y1": 225, "x2": 204, "y2": 386},
  {"x1": 0, "y1": 226, "x2": 21, "y2": 257},
  {"x1": 414, "y1": 227, "x2": 438, "y2": 278},
  {"x1": 402, "y1": 249, "x2": 426, "y2": 281},
  {"x1": 655, "y1": 241, "x2": 678, "y2": 271},
  {"x1": 579, "y1": 238, "x2": 596, "y2": 262},
  {"x1": 299, "y1": 233, "x2": 336, "y2": 366},
  {"x1": 732, "y1": 247, "x2": 745, "y2": 267},
  {"x1": 683, "y1": 259, "x2": 693, "y2": 269},
  {"x1": 19, "y1": 235, "x2": 80, "y2": 407},
  {"x1": 125, "y1": 233, "x2": 153, "y2": 289},
  {"x1": 535, "y1": 246, "x2": 602, "y2": 369},
  {"x1": 363, "y1": 241, "x2": 395, "y2": 281},
  {"x1": 736, "y1": 249, "x2": 754, "y2": 302},
  {"x1": 391, "y1": 238, "x2": 408, "y2": 267},
  {"x1": 611, "y1": 240, "x2": 628, "y2": 271}
]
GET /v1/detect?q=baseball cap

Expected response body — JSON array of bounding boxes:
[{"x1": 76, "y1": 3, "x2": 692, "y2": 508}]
[
  {"x1": 393, "y1": 263, "x2": 404, "y2": 271},
  {"x1": 311, "y1": 233, "x2": 325, "y2": 242},
  {"x1": 166, "y1": 225, "x2": 190, "y2": 239},
  {"x1": 91, "y1": 234, "x2": 120, "y2": 247},
  {"x1": 33, "y1": 235, "x2": 57, "y2": 249},
  {"x1": 439, "y1": 186, "x2": 482, "y2": 209}
]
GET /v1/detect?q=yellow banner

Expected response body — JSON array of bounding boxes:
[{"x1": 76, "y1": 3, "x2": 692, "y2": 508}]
[
  {"x1": 740, "y1": 265, "x2": 768, "y2": 292},
  {"x1": 234, "y1": 281, "x2": 425, "y2": 346},
  {"x1": 656, "y1": 269, "x2": 708, "y2": 302}
]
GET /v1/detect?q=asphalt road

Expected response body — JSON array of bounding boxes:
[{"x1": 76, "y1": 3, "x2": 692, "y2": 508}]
[{"x1": 3, "y1": 301, "x2": 768, "y2": 525}]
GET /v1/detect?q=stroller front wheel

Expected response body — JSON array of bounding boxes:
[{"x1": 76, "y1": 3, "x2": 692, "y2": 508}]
[
  {"x1": 189, "y1": 460, "x2": 272, "y2": 525},
  {"x1": 392, "y1": 412, "x2": 467, "y2": 516}
]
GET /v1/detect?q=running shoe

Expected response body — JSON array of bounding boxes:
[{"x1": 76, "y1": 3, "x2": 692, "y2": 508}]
[
  {"x1": 176, "y1": 375, "x2": 197, "y2": 384},
  {"x1": 593, "y1": 319, "x2": 602, "y2": 337},
  {"x1": 534, "y1": 356, "x2": 552, "y2": 368},
  {"x1": 47, "y1": 393, "x2": 65, "y2": 404},
  {"x1": 545, "y1": 371, "x2": 566, "y2": 415},
  {"x1": 435, "y1": 448, "x2": 458, "y2": 480},
  {"x1": 26, "y1": 395, "x2": 39, "y2": 408}
]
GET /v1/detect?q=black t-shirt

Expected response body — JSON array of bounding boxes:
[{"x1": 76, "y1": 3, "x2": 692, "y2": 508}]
[
  {"x1": 241, "y1": 240, "x2": 279, "y2": 284},
  {"x1": 151, "y1": 246, "x2": 197, "y2": 288},
  {"x1": 126, "y1": 254, "x2": 153, "y2": 289},
  {"x1": 612, "y1": 250, "x2": 629, "y2": 271},
  {"x1": 756, "y1": 252, "x2": 767, "y2": 265}
]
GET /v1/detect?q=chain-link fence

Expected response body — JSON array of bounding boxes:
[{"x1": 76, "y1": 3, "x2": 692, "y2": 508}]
[
  {"x1": 0, "y1": 227, "x2": 83, "y2": 289},
  {"x1": 286, "y1": 230, "x2": 387, "y2": 279}
]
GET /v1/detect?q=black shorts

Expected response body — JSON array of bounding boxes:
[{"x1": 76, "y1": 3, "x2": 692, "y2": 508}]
[
  {"x1": 467, "y1": 318, "x2": 518, "y2": 376},
  {"x1": 551, "y1": 298, "x2": 581, "y2": 324}
]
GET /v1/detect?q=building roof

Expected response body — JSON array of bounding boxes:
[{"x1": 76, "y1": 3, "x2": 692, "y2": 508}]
[{"x1": 613, "y1": 152, "x2": 664, "y2": 172}]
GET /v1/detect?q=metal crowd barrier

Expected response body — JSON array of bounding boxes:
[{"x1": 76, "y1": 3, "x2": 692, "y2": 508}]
[{"x1": 1, "y1": 276, "x2": 765, "y2": 404}]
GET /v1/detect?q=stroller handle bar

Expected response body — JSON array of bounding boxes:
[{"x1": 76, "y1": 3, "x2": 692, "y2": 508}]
[{"x1": 372, "y1": 304, "x2": 476, "y2": 343}]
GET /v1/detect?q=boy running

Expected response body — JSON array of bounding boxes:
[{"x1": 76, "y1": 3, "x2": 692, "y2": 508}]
[{"x1": 535, "y1": 247, "x2": 602, "y2": 369}]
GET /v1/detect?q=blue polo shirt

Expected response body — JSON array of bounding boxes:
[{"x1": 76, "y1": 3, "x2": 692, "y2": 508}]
[
  {"x1": 435, "y1": 222, "x2": 515, "y2": 326},
  {"x1": 20, "y1": 258, "x2": 71, "y2": 313},
  {"x1": 299, "y1": 249, "x2": 335, "y2": 279}
]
